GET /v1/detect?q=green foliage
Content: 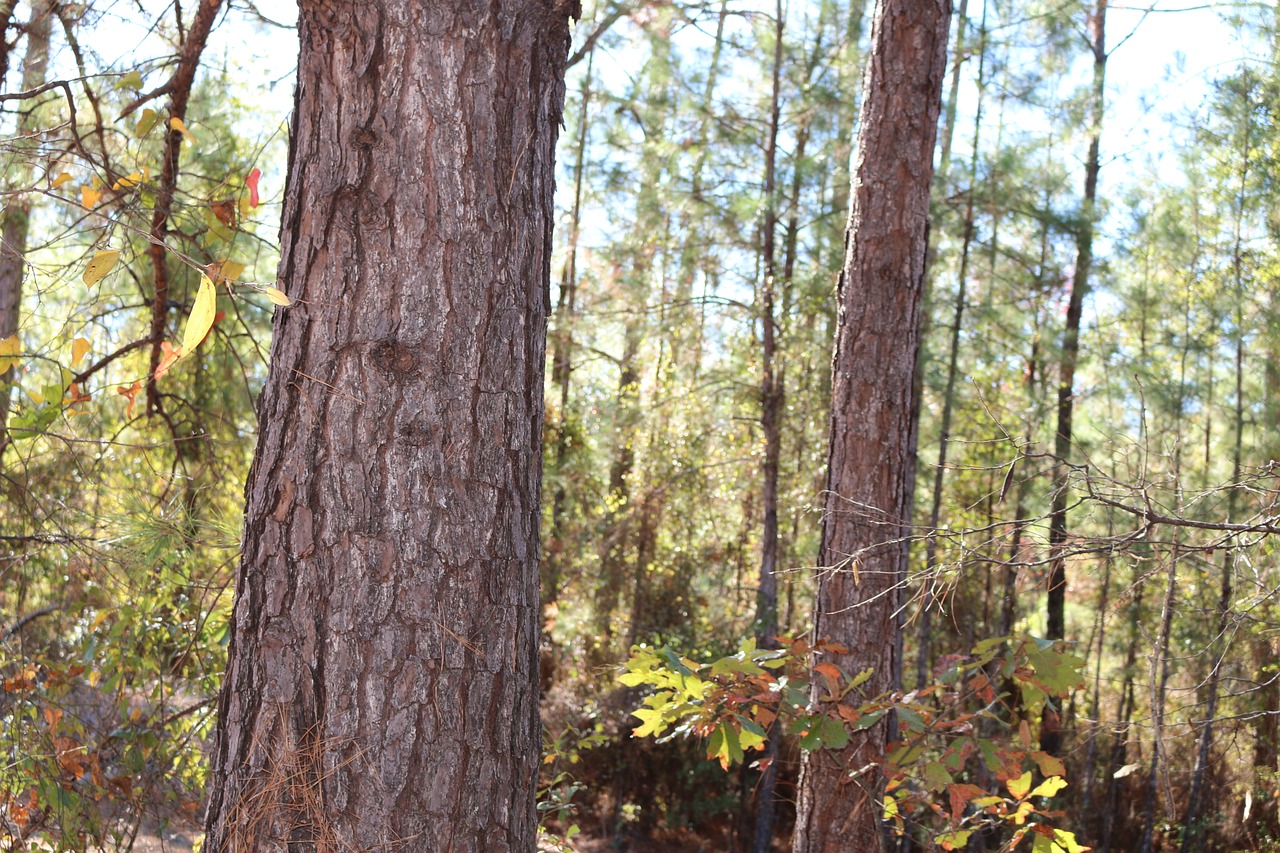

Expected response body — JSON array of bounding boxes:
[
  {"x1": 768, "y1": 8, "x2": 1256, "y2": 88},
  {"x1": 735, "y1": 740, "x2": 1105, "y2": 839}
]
[{"x1": 622, "y1": 635, "x2": 1089, "y2": 849}]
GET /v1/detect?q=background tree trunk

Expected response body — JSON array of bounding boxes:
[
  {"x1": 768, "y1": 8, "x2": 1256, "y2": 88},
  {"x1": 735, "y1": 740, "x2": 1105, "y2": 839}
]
[
  {"x1": 0, "y1": 0, "x2": 53, "y2": 449},
  {"x1": 203, "y1": 2, "x2": 575, "y2": 850},
  {"x1": 793, "y1": 0, "x2": 950, "y2": 849}
]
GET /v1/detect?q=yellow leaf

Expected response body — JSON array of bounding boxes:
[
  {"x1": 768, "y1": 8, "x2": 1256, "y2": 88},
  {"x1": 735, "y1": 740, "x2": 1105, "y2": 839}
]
[
  {"x1": 82, "y1": 250, "x2": 120, "y2": 286},
  {"x1": 90, "y1": 609, "x2": 111, "y2": 631},
  {"x1": 262, "y1": 285, "x2": 292, "y2": 307},
  {"x1": 71, "y1": 337, "x2": 90, "y2": 366},
  {"x1": 111, "y1": 171, "x2": 145, "y2": 191},
  {"x1": 50, "y1": 171, "x2": 73, "y2": 189},
  {"x1": 129, "y1": 707, "x2": 142, "y2": 723},
  {"x1": 211, "y1": 259, "x2": 245, "y2": 283},
  {"x1": 1007, "y1": 770, "x2": 1032, "y2": 800},
  {"x1": 0, "y1": 335, "x2": 20, "y2": 372},
  {"x1": 181, "y1": 274, "x2": 217, "y2": 354},
  {"x1": 169, "y1": 116, "x2": 197, "y2": 145},
  {"x1": 1028, "y1": 776, "x2": 1068, "y2": 799},
  {"x1": 80, "y1": 184, "x2": 103, "y2": 209}
]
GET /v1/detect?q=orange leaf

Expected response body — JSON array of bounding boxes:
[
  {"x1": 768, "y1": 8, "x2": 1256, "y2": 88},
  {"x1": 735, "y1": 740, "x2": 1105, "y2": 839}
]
[
  {"x1": 43, "y1": 707, "x2": 63, "y2": 731},
  {"x1": 155, "y1": 342, "x2": 181, "y2": 380},
  {"x1": 814, "y1": 661, "x2": 842, "y2": 693},
  {"x1": 948, "y1": 783, "x2": 986, "y2": 820},
  {"x1": 246, "y1": 167, "x2": 261, "y2": 207},
  {"x1": 117, "y1": 381, "x2": 141, "y2": 416},
  {"x1": 210, "y1": 199, "x2": 237, "y2": 228}
]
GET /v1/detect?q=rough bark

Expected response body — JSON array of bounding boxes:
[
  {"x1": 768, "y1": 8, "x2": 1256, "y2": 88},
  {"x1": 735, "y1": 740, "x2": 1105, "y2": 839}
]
[
  {"x1": 0, "y1": 0, "x2": 53, "y2": 450},
  {"x1": 203, "y1": 2, "x2": 575, "y2": 850},
  {"x1": 792, "y1": 0, "x2": 950, "y2": 849}
]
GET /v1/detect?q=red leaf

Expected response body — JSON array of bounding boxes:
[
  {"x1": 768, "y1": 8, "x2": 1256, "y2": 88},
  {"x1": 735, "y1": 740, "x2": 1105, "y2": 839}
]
[{"x1": 246, "y1": 167, "x2": 262, "y2": 208}]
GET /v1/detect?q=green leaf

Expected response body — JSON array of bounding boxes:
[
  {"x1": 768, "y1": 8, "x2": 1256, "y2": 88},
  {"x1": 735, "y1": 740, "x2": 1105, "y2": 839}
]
[
  {"x1": 853, "y1": 709, "x2": 887, "y2": 731},
  {"x1": 116, "y1": 70, "x2": 144, "y2": 90},
  {"x1": 820, "y1": 716, "x2": 849, "y2": 750},
  {"x1": 136, "y1": 108, "x2": 159, "y2": 138},
  {"x1": 922, "y1": 761, "x2": 953, "y2": 791},
  {"x1": 898, "y1": 706, "x2": 926, "y2": 733}
]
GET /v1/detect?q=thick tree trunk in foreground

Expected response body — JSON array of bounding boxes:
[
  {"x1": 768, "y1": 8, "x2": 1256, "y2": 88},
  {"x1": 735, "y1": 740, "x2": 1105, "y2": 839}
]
[
  {"x1": 203, "y1": 2, "x2": 575, "y2": 850},
  {"x1": 793, "y1": 0, "x2": 950, "y2": 850}
]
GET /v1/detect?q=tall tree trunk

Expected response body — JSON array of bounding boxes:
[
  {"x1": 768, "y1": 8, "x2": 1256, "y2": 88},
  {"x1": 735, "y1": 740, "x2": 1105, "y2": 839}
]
[
  {"x1": 144, "y1": 0, "x2": 225, "y2": 416},
  {"x1": 545, "y1": 53, "x2": 594, "y2": 636},
  {"x1": 203, "y1": 3, "x2": 576, "y2": 850},
  {"x1": 1043, "y1": 0, "x2": 1107, "y2": 756},
  {"x1": 793, "y1": 0, "x2": 950, "y2": 849},
  {"x1": 0, "y1": 0, "x2": 53, "y2": 451},
  {"x1": 0, "y1": 0, "x2": 19, "y2": 90},
  {"x1": 916, "y1": 11, "x2": 988, "y2": 685},
  {"x1": 1182, "y1": 112, "x2": 1250, "y2": 853},
  {"x1": 753, "y1": 5, "x2": 786, "y2": 850},
  {"x1": 1139, "y1": 541, "x2": 1179, "y2": 853}
]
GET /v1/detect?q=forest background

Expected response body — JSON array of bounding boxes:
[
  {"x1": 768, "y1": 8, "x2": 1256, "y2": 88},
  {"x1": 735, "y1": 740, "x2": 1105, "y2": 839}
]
[{"x1": 2, "y1": 0, "x2": 1280, "y2": 851}]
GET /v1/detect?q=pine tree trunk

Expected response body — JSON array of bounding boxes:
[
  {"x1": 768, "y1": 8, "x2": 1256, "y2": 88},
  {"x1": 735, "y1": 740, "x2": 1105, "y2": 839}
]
[
  {"x1": 203, "y1": 3, "x2": 575, "y2": 850},
  {"x1": 1045, "y1": 0, "x2": 1107, "y2": 647},
  {"x1": 793, "y1": 0, "x2": 950, "y2": 849}
]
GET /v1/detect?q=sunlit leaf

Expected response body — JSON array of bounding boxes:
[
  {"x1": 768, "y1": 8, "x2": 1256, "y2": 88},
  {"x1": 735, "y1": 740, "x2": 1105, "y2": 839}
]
[
  {"x1": 71, "y1": 337, "x2": 90, "y2": 366},
  {"x1": 262, "y1": 285, "x2": 292, "y2": 306},
  {"x1": 80, "y1": 184, "x2": 103, "y2": 209},
  {"x1": 937, "y1": 829, "x2": 972, "y2": 851},
  {"x1": 0, "y1": 335, "x2": 20, "y2": 373},
  {"x1": 170, "y1": 116, "x2": 197, "y2": 144},
  {"x1": 112, "y1": 171, "x2": 145, "y2": 190},
  {"x1": 82, "y1": 250, "x2": 119, "y2": 286},
  {"x1": 1029, "y1": 777, "x2": 1068, "y2": 799},
  {"x1": 1007, "y1": 770, "x2": 1032, "y2": 799},
  {"x1": 211, "y1": 259, "x2": 246, "y2": 283},
  {"x1": 180, "y1": 274, "x2": 217, "y2": 354},
  {"x1": 49, "y1": 171, "x2": 73, "y2": 189}
]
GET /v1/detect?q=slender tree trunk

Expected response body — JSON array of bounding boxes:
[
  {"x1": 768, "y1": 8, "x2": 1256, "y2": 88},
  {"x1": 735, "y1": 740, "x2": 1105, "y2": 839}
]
[
  {"x1": 545, "y1": 53, "x2": 594, "y2": 635},
  {"x1": 0, "y1": 0, "x2": 54, "y2": 455},
  {"x1": 144, "y1": 0, "x2": 225, "y2": 415},
  {"x1": 203, "y1": 3, "x2": 576, "y2": 850},
  {"x1": 1043, "y1": 0, "x2": 1107, "y2": 756},
  {"x1": 0, "y1": 0, "x2": 20, "y2": 91},
  {"x1": 1182, "y1": 118, "x2": 1250, "y2": 853},
  {"x1": 916, "y1": 14, "x2": 988, "y2": 685},
  {"x1": 1139, "y1": 541, "x2": 1179, "y2": 853},
  {"x1": 793, "y1": 1, "x2": 950, "y2": 849},
  {"x1": 753, "y1": 5, "x2": 786, "y2": 850}
]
